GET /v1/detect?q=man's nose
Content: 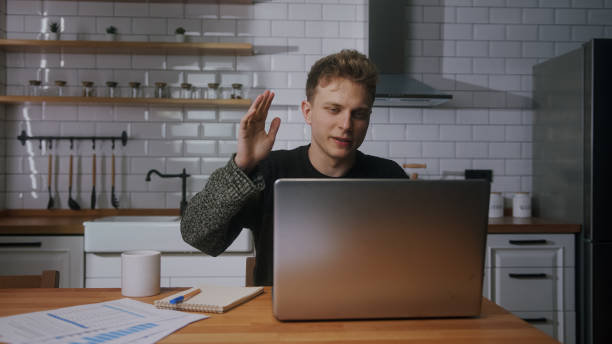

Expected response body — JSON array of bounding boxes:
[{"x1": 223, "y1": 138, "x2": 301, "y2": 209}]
[{"x1": 338, "y1": 110, "x2": 352, "y2": 131}]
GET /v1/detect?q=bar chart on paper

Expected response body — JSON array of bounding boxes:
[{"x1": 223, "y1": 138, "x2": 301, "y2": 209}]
[{"x1": 0, "y1": 298, "x2": 207, "y2": 344}]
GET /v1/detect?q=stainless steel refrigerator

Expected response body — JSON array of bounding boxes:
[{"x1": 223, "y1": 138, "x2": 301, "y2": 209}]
[{"x1": 533, "y1": 39, "x2": 611, "y2": 344}]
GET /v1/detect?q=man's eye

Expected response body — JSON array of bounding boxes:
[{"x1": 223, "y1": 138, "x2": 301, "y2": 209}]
[
  {"x1": 353, "y1": 111, "x2": 370, "y2": 119},
  {"x1": 328, "y1": 107, "x2": 339, "y2": 113}
]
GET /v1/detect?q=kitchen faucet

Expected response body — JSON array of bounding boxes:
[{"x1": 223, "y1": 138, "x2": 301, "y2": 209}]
[{"x1": 145, "y1": 168, "x2": 191, "y2": 217}]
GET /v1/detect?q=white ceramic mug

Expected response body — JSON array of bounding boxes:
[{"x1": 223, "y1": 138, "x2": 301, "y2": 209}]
[{"x1": 121, "y1": 250, "x2": 161, "y2": 297}]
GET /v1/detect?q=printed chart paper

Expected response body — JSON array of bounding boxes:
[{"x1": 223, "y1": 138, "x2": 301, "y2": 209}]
[{"x1": 0, "y1": 298, "x2": 207, "y2": 344}]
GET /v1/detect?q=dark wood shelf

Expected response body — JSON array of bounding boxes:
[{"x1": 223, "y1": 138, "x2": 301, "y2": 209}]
[
  {"x1": 0, "y1": 95, "x2": 251, "y2": 107},
  {"x1": 0, "y1": 39, "x2": 253, "y2": 56},
  {"x1": 56, "y1": 0, "x2": 251, "y2": 3}
]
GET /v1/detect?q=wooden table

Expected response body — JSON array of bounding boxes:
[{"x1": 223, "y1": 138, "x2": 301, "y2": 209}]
[{"x1": 0, "y1": 288, "x2": 559, "y2": 343}]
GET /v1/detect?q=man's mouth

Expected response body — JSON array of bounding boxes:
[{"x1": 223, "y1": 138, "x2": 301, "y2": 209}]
[{"x1": 332, "y1": 137, "x2": 352, "y2": 146}]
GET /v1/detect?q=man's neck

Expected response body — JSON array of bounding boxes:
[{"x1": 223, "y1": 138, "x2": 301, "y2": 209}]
[{"x1": 307, "y1": 145, "x2": 356, "y2": 177}]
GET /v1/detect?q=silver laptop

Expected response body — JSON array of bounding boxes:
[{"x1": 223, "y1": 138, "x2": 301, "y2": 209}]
[{"x1": 273, "y1": 179, "x2": 490, "y2": 321}]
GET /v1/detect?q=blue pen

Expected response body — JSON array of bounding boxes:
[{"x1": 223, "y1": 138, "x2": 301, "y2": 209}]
[{"x1": 169, "y1": 288, "x2": 201, "y2": 304}]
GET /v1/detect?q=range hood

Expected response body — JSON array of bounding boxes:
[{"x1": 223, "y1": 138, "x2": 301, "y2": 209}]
[{"x1": 369, "y1": 0, "x2": 452, "y2": 107}]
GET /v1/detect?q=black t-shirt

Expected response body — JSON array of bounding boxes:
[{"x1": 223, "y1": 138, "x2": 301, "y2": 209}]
[{"x1": 249, "y1": 145, "x2": 407, "y2": 285}]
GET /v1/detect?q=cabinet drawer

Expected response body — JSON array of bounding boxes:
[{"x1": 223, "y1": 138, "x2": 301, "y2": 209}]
[
  {"x1": 514, "y1": 311, "x2": 557, "y2": 340},
  {"x1": 86, "y1": 277, "x2": 171, "y2": 288},
  {"x1": 86, "y1": 253, "x2": 247, "y2": 278},
  {"x1": 491, "y1": 267, "x2": 574, "y2": 312},
  {"x1": 85, "y1": 276, "x2": 245, "y2": 288},
  {"x1": 162, "y1": 255, "x2": 246, "y2": 277},
  {"x1": 486, "y1": 234, "x2": 574, "y2": 268},
  {"x1": 513, "y1": 311, "x2": 575, "y2": 344},
  {"x1": 493, "y1": 267, "x2": 555, "y2": 311},
  {"x1": 493, "y1": 249, "x2": 558, "y2": 268},
  {"x1": 169, "y1": 276, "x2": 245, "y2": 287}
]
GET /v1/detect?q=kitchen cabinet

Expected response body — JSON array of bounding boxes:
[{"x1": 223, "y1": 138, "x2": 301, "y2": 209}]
[
  {"x1": 0, "y1": 236, "x2": 84, "y2": 288},
  {"x1": 484, "y1": 234, "x2": 575, "y2": 344},
  {"x1": 84, "y1": 226, "x2": 254, "y2": 288}
]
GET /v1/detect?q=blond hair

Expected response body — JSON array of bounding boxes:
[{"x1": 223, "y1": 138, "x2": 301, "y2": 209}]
[{"x1": 306, "y1": 50, "x2": 378, "y2": 107}]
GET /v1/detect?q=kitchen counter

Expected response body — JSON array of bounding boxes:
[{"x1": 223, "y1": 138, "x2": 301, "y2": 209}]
[
  {"x1": 0, "y1": 209, "x2": 580, "y2": 235},
  {"x1": 0, "y1": 209, "x2": 179, "y2": 235},
  {"x1": 487, "y1": 216, "x2": 580, "y2": 233}
]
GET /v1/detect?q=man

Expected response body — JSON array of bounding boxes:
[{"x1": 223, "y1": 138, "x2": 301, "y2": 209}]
[{"x1": 181, "y1": 50, "x2": 407, "y2": 286}]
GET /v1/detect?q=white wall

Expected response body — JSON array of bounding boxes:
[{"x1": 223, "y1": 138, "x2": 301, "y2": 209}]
[{"x1": 1, "y1": 0, "x2": 611, "y2": 209}]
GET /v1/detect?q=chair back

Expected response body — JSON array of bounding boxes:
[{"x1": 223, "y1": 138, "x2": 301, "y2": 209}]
[
  {"x1": 0, "y1": 270, "x2": 60, "y2": 288},
  {"x1": 245, "y1": 256, "x2": 256, "y2": 287}
]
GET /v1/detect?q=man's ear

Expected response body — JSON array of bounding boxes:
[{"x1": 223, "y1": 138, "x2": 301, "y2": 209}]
[{"x1": 301, "y1": 100, "x2": 312, "y2": 125}]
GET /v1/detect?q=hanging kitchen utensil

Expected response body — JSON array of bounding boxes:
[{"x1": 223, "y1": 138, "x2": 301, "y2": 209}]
[
  {"x1": 111, "y1": 153, "x2": 119, "y2": 209},
  {"x1": 68, "y1": 154, "x2": 81, "y2": 210},
  {"x1": 91, "y1": 153, "x2": 96, "y2": 209},
  {"x1": 47, "y1": 152, "x2": 54, "y2": 209}
]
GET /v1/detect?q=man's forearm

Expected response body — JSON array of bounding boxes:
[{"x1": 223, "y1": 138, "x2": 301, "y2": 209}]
[{"x1": 180, "y1": 157, "x2": 264, "y2": 256}]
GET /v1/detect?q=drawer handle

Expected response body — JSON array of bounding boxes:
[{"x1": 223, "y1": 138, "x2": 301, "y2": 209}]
[
  {"x1": 522, "y1": 317, "x2": 548, "y2": 323},
  {"x1": 0, "y1": 242, "x2": 42, "y2": 248},
  {"x1": 509, "y1": 273, "x2": 547, "y2": 279},
  {"x1": 509, "y1": 240, "x2": 547, "y2": 245}
]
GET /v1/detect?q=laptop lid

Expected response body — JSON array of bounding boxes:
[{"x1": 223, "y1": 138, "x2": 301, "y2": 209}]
[{"x1": 273, "y1": 179, "x2": 490, "y2": 321}]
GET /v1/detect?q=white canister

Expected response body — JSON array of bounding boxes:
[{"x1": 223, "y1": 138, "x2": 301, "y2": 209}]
[
  {"x1": 121, "y1": 250, "x2": 161, "y2": 297},
  {"x1": 512, "y1": 192, "x2": 531, "y2": 218},
  {"x1": 489, "y1": 192, "x2": 504, "y2": 218}
]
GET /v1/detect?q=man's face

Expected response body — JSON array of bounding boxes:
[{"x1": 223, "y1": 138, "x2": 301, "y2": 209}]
[{"x1": 302, "y1": 77, "x2": 371, "y2": 170}]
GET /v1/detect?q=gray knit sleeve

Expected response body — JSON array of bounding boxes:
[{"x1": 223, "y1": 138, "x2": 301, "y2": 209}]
[{"x1": 180, "y1": 156, "x2": 265, "y2": 256}]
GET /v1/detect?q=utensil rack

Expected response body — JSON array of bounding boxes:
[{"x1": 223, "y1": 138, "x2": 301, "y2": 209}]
[{"x1": 17, "y1": 130, "x2": 128, "y2": 149}]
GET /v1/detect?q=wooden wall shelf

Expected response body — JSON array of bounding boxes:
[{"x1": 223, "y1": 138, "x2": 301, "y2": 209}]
[
  {"x1": 55, "y1": 0, "x2": 252, "y2": 3},
  {"x1": 0, "y1": 96, "x2": 251, "y2": 107},
  {"x1": 0, "y1": 39, "x2": 253, "y2": 56}
]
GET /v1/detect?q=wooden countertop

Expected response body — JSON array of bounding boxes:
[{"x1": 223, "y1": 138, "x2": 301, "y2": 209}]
[
  {"x1": 487, "y1": 216, "x2": 580, "y2": 234},
  {"x1": 0, "y1": 209, "x2": 179, "y2": 235},
  {"x1": 0, "y1": 209, "x2": 580, "y2": 235},
  {"x1": 0, "y1": 287, "x2": 560, "y2": 344}
]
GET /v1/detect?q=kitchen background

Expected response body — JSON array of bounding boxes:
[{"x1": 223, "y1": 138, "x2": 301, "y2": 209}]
[{"x1": 0, "y1": 0, "x2": 610, "y2": 210}]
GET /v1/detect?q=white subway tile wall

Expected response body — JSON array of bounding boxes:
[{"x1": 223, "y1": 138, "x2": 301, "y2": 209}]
[{"x1": 1, "y1": 0, "x2": 611, "y2": 209}]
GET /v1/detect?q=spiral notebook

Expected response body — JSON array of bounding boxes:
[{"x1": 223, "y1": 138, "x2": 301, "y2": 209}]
[{"x1": 154, "y1": 285, "x2": 264, "y2": 313}]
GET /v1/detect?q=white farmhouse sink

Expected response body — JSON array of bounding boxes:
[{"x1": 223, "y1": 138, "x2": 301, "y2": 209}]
[{"x1": 84, "y1": 216, "x2": 252, "y2": 253}]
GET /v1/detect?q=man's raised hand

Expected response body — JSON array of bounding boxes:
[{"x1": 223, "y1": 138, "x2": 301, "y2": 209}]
[{"x1": 234, "y1": 90, "x2": 281, "y2": 173}]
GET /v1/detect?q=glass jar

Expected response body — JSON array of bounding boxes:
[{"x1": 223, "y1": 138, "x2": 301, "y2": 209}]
[
  {"x1": 512, "y1": 192, "x2": 531, "y2": 218},
  {"x1": 106, "y1": 81, "x2": 118, "y2": 98},
  {"x1": 191, "y1": 86, "x2": 201, "y2": 99},
  {"x1": 154, "y1": 82, "x2": 167, "y2": 98},
  {"x1": 129, "y1": 82, "x2": 141, "y2": 98},
  {"x1": 82, "y1": 81, "x2": 95, "y2": 97},
  {"x1": 54, "y1": 80, "x2": 66, "y2": 96},
  {"x1": 207, "y1": 82, "x2": 220, "y2": 99},
  {"x1": 488, "y1": 192, "x2": 503, "y2": 218},
  {"x1": 28, "y1": 80, "x2": 42, "y2": 96},
  {"x1": 231, "y1": 83, "x2": 243, "y2": 99},
  {"x1": 180, "y1": 83, "x2": 192, "y2": 99},
  {"x1": 222, "y1": 86, "x2": 233, "y2": 99}
]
